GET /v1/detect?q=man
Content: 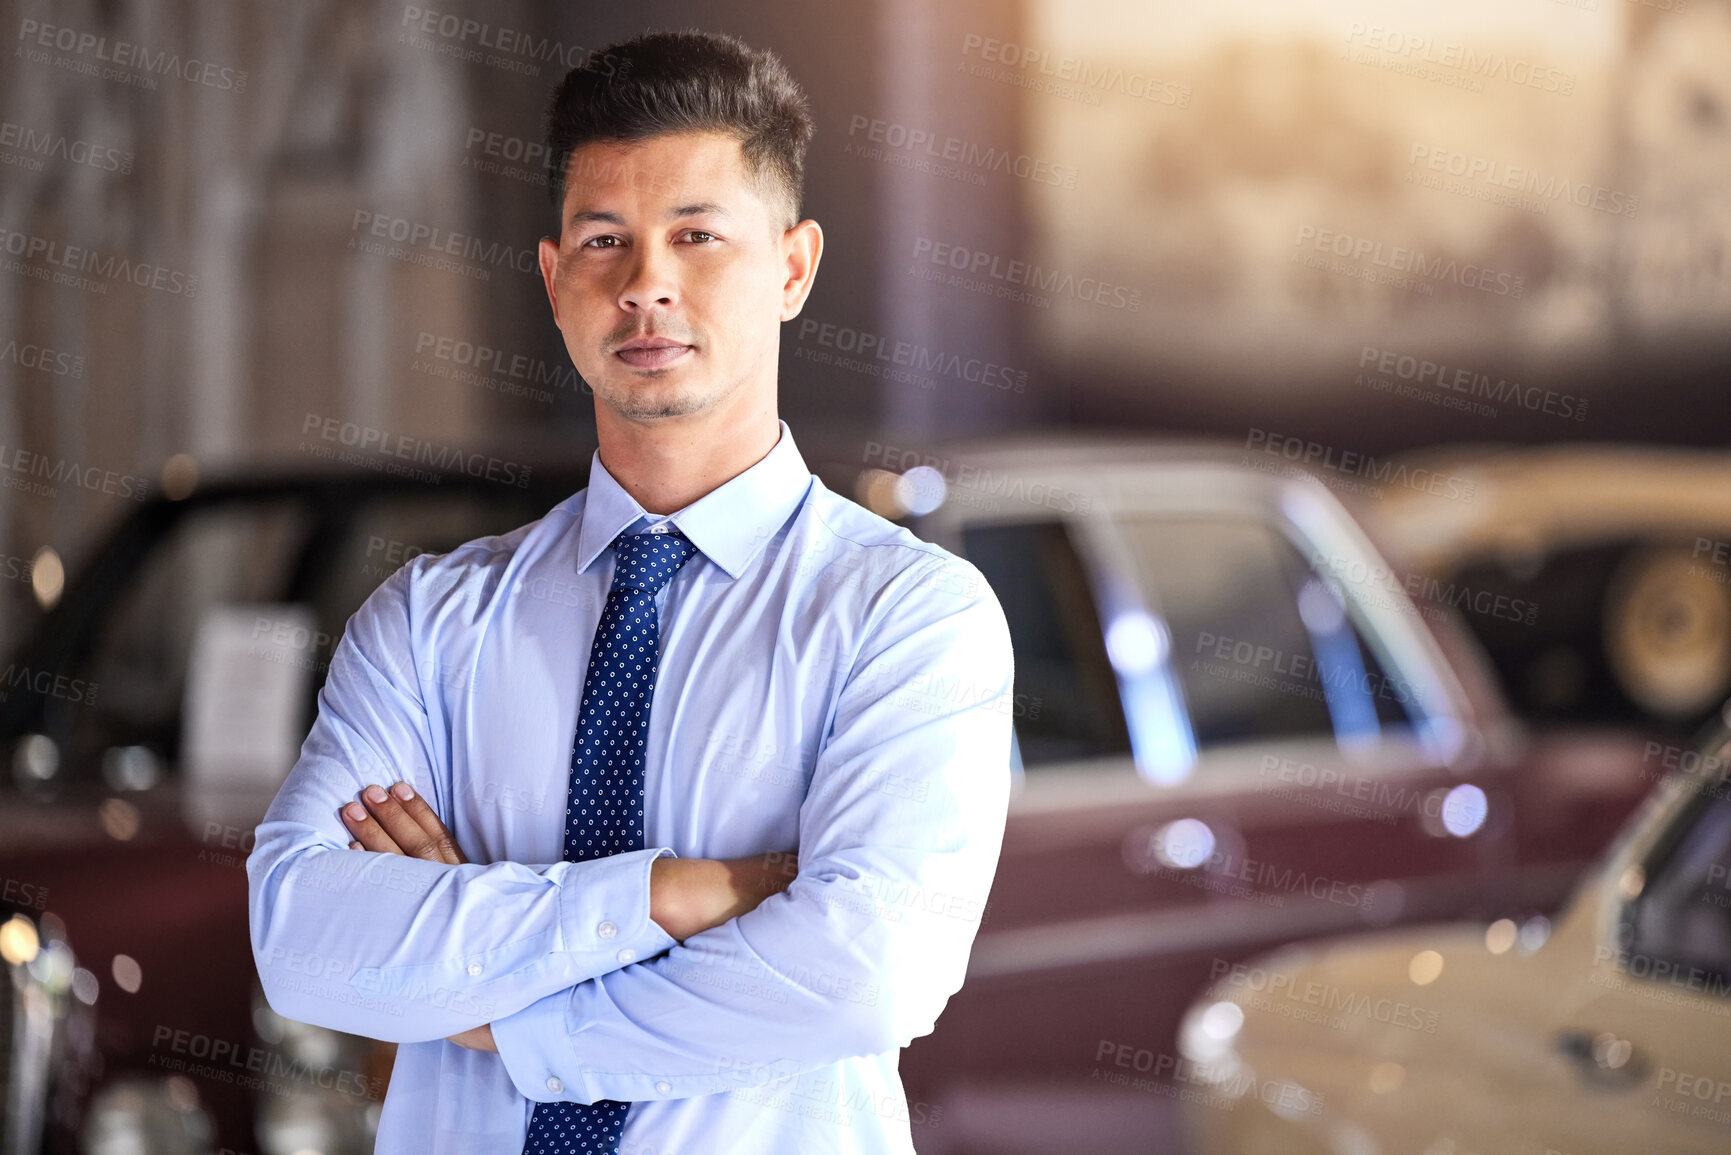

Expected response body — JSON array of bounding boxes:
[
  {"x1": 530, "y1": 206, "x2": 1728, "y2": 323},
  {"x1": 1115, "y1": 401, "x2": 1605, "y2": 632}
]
[{"x1": 247, "y1": 29, "x2": 1013, "y2": 1155}]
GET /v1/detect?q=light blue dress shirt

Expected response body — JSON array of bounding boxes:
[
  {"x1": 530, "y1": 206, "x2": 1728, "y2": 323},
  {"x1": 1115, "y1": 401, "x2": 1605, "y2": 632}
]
[{"x1": 246, "y1": 420, "x2": 1015, "y2": 1155}]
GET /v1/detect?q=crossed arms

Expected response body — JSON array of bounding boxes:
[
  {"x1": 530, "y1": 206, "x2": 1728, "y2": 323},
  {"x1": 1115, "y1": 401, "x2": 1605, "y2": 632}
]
[
  {"x1": 333, "y1": 781, "x2": 796, "y2": 1053},
  {"x1": 245, "y1": 553, "x2": 1013, "y2": 1104}
]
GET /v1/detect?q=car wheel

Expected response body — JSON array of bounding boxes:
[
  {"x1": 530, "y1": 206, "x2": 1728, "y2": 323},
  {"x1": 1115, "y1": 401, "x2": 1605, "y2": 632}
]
[{"x1": 1603, "y1": 544, "x2": 1731, "y2": 719}]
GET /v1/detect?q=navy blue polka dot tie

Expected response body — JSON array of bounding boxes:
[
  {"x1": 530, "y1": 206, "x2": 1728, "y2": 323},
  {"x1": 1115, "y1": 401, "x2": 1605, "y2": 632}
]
[{"x1": 522, "y1": 526, "x2": 698, "y2": 1155}]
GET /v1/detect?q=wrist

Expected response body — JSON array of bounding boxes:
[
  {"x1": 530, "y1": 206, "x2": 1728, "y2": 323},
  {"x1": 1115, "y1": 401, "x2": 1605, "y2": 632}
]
[{"x1": 649, "y1": 856, "x2": 709, "y2": 941}]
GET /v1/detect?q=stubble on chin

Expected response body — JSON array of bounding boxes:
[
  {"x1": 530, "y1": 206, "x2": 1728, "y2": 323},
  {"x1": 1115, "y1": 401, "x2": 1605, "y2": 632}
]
[{"x1": 593, "y1": 373, "x2": 718, "y2": 422}]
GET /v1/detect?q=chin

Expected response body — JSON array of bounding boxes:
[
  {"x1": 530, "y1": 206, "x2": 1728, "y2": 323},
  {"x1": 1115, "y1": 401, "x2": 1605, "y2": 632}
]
[{"x1": 599, "y1": 381, "x2": 718, "y2": 422}]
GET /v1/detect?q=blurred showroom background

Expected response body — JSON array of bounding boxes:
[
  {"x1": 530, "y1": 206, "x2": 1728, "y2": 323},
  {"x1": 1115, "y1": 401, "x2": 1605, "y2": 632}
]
[{"x1": 3, "y1": 0, "x2": 1731, "y2": 1151}]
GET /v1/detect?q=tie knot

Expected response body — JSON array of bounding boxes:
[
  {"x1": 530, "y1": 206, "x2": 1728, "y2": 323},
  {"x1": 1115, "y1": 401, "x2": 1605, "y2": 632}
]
[{"x1": 610, "y1": 528, "x2": 698, "y2": 594}]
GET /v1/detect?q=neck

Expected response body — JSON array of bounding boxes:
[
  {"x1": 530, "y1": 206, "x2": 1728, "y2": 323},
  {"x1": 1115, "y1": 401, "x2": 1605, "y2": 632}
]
[{"x1": 594, "y1": 397, "x2": 781, "y2": 516}]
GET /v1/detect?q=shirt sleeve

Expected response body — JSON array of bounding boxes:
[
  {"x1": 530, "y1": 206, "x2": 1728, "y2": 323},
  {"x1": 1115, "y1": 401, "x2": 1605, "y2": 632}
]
[
  {"x1": 491, "y1": 554, "x2": 1014, "y2": 1103},
  {"x1": 246, "y1": 560, "x2": 678, "y2": 1045}
]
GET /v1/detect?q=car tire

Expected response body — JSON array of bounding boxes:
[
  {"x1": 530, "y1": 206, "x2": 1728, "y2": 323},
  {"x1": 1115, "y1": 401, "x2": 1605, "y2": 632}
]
[{"x1": 1603, "y1": 544, "x2": 1731, "y2": 720}]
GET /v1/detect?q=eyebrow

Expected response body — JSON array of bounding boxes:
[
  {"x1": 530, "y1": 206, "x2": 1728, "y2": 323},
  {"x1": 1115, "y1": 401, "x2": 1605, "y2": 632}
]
[
  {"x1": 668, "y1": 202, "x2": 730, "y2": 219},
  {"x1": 568, "y1": 209, "x2": 625, "y2": 227},
  {"x1": 567, "y1": 202, "x2": 732, "y2": 227}
]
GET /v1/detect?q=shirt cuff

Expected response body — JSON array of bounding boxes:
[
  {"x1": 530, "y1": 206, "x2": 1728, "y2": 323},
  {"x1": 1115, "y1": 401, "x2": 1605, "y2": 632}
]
[
  {"x1": 495, "y1": 847, "x2": 679, "y2": 1103},
  {"x1": 552, "y1": 846, "x2": 679, "y2": 966},
  {"x1": 492, "y1": 984, "x2": 693, "y2": 1105},
  {"x1": 493, "y1": 985, "x2": 583, "y2": 1102}
]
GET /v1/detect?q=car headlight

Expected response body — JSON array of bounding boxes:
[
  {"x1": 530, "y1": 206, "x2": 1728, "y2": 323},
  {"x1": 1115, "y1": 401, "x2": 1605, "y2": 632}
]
[
  {"x1": 1180, "y1": 998, "x2": 1245, "y2": 1065},
  {"x1": 1178, "y1": 988, "x2": 1325, "y2": 1121}
]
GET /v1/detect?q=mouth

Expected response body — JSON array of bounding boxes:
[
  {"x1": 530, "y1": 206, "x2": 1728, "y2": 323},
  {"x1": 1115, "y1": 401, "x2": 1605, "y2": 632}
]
[{"x1": 614, "y1": 337, "x2": 694, "y2": 370}]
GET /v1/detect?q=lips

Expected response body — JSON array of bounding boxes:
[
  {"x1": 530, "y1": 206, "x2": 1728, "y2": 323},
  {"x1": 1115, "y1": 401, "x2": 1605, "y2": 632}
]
[{"x1": 615, "y1": 337, "x2": 693, "y2": 370}]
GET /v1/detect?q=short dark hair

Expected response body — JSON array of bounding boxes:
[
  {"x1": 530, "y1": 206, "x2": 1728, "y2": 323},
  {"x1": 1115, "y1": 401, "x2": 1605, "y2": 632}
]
[{"x1": 544, "y1": 30, "x2": 814, "y2": 229}]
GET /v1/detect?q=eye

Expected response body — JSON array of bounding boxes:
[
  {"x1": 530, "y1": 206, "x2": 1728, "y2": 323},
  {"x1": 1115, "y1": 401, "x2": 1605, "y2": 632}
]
[
  {"x1": 682, "y1": 230, "x2": 718, "y2": 244},
  {"x1": 581, "y1": 234, "x2": 623, "y2": 249}
]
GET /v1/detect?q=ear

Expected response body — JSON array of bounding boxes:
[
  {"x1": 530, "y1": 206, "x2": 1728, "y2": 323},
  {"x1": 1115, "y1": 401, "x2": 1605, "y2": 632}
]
[
  {"x1": 778, "y1": 219, "x2": 824, "y2": 322},
  {"x1": 538, "y1": 237, "x2": 562, "y2": 323}
]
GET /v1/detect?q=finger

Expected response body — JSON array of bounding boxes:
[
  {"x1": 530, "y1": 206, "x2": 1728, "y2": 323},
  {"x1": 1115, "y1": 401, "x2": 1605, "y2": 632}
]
[
  {"x1": 359, "y1": 784, "x2": 455, "y2": 864},
  {"x1": 356, "y1": 785, "x2": 433, "y2": 860},
  {"x1": 349, "y1": 841, "x2": 362, "y2": 850},
  {"x1": 341, "y1": 799, "x2": 403, "y2": 855},
  {"x1": 383, "y1": 780, "x2": 468, "y2": 865}
]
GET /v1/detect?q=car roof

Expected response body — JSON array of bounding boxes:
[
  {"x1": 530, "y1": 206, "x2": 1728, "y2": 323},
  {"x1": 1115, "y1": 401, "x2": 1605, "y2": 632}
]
[{"x1": 1364, "y1": 443, "x2": 1731, "y2": 569}]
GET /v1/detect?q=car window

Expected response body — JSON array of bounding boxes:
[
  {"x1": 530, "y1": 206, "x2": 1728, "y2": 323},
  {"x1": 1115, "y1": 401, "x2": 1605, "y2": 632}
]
[
  {"x1": 1628, "y1": 776, "x2": 1731, "y2": 982},
  {"x1": 960, "y1": 520, "x2": 1131, "y2": 766},
  {"x1": 1115, "y1": 516, "x2": 1418, "y2": 750},
  {"x1": 313, "y1": 490, "x2": 547, "y2": 632},
  {"x1": 19, "y1": 487, "x2": 550, "y2": 788},
  {"x1": 73, "y1": 499, "x2": 317, "y2": 779}
]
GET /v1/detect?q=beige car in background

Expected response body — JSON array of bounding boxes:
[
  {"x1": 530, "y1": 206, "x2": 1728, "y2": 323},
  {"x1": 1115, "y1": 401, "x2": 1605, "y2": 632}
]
[
  {"x1": 1179, "y1": 703, "x2": 1731, "y2": 1154},
  {"x1": 1364, "y1": 445, "x2": 1731, "y2": 730}
]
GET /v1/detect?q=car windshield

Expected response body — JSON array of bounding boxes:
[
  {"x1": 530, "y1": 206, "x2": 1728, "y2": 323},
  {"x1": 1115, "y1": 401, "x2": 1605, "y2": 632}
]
[{"x1": 1627, "y1": 731, "x2": 1731, "y2": 988}]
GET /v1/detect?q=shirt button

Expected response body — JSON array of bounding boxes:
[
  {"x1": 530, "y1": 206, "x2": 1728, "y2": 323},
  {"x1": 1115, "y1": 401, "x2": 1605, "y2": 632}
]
[
  {"x1": 597, "y1": 920, "x2": 618, "y2": 939},
  {"x1": 467, "y1": 962, "x2": 482, "y2": 976},
  {"x1": 617, "y1": 948, "x2": 637, "y2": 964},
  {"x1": 650, "y1": 524, "x2": 669, "y2": 534},
  {"x1": 547, "y1": 1076, "x2": 564, "y2": 1094},
  {"x1": 656, "y1": 1080, "x2": 672, "y2": 1094}
]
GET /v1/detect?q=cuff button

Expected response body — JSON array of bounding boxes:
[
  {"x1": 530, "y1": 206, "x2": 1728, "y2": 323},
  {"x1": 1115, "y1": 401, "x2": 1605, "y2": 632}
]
[
  {"x1": 597, "y1": 920, "x2": 618, "y2": 939},
  {"x1": 656, "y1": 1080, "x2": 672, "y2": 1094},
  {"x1": 617, "y1": 948, "x2": 637, "y2": 964},
  {"x1": 467, "y1": 962, "x2": 483, "y2": 976},
  {"x1": 547, "y1": 1076, "x2": 564, "y2": 1094}
]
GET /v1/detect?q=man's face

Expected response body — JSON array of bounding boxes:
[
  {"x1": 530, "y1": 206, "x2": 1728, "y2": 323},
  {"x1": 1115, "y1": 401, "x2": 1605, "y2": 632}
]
[{"x1": 539, "y1": 131, "x2": 817, "y2": 425}]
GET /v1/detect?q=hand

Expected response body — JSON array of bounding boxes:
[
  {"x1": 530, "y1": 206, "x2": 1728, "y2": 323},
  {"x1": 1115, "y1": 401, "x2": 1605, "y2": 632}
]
[
  {"x1": 650, "y1": 849, "x2": 798, "y2": 941},
  {"x1": 446, "y1": 1023, "x2": 497, "y2": 1053},
  {"x1": 340, "y1": 782, "x2": 468, "y2": 865}
]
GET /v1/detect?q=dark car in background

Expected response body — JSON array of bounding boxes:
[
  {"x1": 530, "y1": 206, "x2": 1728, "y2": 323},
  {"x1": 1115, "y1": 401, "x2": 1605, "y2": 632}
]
[
  {"x1": 0, "y1": 464, "x2": 582, "y2": 1152},
  {"x1": 0, "y1": 438, "x2": 1675, "y2": 1154}
]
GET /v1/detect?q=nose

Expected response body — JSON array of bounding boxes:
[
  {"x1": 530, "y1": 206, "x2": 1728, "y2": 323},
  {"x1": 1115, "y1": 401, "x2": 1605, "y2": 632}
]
[{"x1": 618, "y1": 244, "x2": 678, "y2": 312}]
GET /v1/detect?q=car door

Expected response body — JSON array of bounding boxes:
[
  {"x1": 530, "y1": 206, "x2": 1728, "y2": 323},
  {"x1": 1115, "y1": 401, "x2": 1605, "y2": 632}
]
[
  {"x1": 1104, "y1": 486, "x2": 1511, "y2": 940},
  {"x1": 898, "y1": 512, "x2": 1223, "y2": 1099},
  {"x1": 1536, "y1": 760, "x2": 1731, "y2": 1153},
  {"x1": 900, "y1": 461, "x2": 1506, "y2": 1112}
]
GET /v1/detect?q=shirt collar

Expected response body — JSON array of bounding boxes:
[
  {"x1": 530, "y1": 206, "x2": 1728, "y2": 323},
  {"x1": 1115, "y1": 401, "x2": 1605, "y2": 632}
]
[{"x1": 573, "y1": 419, "x2": 813, "y2": 581}]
